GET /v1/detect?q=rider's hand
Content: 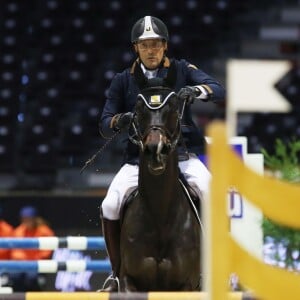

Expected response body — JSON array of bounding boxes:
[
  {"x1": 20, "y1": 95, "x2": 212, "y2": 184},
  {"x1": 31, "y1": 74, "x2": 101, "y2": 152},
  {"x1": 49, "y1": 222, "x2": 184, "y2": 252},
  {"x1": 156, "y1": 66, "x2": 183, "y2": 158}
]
[
  {"x1": 178, "y1": 86, "x2": 209, "y2": 103},
  {"x1": 112, "y1": 112, "x2": 133, "y2": 131},
  {"x1": 178, "y1": 86, "x2": 200, "y2": 103}
]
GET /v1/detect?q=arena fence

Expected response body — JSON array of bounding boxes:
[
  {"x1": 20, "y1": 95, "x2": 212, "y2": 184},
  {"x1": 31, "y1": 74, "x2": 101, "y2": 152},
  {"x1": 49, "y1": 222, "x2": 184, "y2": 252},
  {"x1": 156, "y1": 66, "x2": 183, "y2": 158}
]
[
  {"x1": 0, "y1": 236, "x2": 111, "y2": 273},
  {"x1": 0, "y1": 292, "x2": 256, "y2": 300},
  {"x1": 206, "y1": 122, "x2": 300, "y2": 300},
  {"x1": 0, "y1": 260, "x2": 111, "y2": 273},
  {"x1": 0, "y1": 237, "x2": 105, "y2": 250}
]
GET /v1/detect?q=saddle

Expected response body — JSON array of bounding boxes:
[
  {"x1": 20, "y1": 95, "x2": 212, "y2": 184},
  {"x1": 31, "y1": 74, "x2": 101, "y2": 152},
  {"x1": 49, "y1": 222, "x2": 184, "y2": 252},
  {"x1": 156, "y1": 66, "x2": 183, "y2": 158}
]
[{"x1": 120, "y1": 173, "x2": 202, "y2": 226}]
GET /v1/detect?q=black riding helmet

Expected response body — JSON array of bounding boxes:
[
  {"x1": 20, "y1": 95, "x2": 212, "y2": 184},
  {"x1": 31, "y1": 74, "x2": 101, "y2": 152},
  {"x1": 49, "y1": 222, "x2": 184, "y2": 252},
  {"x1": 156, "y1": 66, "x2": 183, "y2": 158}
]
[{"x1": 131, "y1": 16, "x2": 169, "y2": 43}]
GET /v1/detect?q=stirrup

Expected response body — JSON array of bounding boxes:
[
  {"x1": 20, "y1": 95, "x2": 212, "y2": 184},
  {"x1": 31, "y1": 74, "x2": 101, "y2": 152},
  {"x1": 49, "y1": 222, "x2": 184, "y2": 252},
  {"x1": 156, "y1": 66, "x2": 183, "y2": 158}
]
[{"x1": 99, "y1": 274, "x2": 120, "y2": 292}]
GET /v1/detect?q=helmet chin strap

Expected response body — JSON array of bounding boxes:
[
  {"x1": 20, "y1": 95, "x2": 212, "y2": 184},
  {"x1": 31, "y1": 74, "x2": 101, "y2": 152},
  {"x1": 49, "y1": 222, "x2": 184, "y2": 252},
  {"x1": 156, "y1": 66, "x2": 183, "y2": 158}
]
[
  {"x1": 129, "y1": 53, "x2": 170, "y2": 75},
  {"x1": 137, "y1": 55, "x2": 167, "y2": 71}
]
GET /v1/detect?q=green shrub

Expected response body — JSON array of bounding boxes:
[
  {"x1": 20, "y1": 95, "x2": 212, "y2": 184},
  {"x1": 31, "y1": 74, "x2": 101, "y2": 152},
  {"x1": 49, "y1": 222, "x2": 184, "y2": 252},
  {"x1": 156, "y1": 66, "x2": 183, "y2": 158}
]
[{"x1": 261, "y1": 139, "x2": 300, "y2": 268}]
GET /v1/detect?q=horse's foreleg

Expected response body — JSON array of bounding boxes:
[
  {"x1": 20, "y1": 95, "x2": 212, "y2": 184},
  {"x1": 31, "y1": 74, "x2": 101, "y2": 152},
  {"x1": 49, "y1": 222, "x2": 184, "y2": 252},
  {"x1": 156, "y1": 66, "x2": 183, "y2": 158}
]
[
  {"x1": 122, "y1": 257, "x2": 158, "y2": 291},
  {"x1": 122, "y1": 275, "x2": 138, "y2": 292},
  {"x1": 158, "y1": 258, "x2": 172, "y2": 289}
]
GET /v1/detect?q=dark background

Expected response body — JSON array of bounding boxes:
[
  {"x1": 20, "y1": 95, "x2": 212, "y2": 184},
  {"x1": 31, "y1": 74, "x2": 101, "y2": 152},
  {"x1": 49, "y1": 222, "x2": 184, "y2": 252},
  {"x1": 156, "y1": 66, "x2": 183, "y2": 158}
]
[
  {"x1": 0, "y1": 0, "x2": 299, "y2": 189},
  {"x1": 1, "y1": 195, "x2": 101, "y2": 232}
]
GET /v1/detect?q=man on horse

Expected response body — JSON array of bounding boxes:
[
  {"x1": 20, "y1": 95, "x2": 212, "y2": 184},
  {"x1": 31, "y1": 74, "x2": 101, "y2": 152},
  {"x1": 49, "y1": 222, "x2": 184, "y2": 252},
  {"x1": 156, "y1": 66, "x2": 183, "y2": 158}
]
[{"x1": 99, "y1": 15, "x2": 225, "y2": 291}]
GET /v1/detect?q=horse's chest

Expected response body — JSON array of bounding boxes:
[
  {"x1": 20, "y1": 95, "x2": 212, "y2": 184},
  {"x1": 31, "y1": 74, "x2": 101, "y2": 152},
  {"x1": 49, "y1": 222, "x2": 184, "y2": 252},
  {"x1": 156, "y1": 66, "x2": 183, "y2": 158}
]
[
  {"x1": 123, "y1": 195, "x2": 193, "y2": 246},
  {"x1": 124, "y1": 220, "x2": 178, "y2": 256}
]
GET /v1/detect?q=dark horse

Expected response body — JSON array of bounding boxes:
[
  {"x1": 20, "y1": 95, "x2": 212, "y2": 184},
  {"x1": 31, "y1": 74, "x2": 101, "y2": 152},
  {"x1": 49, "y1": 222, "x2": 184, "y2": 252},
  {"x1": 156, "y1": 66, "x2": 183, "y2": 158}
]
[{"x1": 119, "y1": 62, "x2": 201, "y2": 291}]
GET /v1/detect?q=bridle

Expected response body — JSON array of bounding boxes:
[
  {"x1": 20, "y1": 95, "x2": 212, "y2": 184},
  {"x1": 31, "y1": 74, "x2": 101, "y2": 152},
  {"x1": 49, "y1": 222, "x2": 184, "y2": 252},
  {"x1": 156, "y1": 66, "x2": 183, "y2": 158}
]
[
  {"x1": 80, "y1": 90, "x2": 186, "y2": 174},
  {"x1": 129, "y1": 90, "x2": 184, "y2": 152}
]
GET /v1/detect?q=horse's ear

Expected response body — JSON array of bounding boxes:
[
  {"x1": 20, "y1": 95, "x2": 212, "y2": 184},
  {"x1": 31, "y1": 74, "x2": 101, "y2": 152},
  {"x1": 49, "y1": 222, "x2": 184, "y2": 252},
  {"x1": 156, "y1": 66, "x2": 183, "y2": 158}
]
[
  {"x1": 134, "y1": 63, "x2": 148, "y2": 90},
  {"x1": 164, "y1": 61, "x2": 177, "y2": 88}
]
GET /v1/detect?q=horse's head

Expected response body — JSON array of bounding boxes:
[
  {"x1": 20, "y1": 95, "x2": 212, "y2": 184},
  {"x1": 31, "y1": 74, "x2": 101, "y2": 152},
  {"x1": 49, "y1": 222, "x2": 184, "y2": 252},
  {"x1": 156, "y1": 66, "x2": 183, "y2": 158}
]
[{"x1": 131, "y1": 62, "x2": 181, "y2": 175}]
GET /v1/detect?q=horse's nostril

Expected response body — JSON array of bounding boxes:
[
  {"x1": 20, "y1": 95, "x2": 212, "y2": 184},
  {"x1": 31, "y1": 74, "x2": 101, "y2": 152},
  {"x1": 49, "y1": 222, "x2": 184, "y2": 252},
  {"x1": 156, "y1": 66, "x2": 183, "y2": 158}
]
[{"x1": 160, "y1": 144, "x2": 170, "y2": 155}]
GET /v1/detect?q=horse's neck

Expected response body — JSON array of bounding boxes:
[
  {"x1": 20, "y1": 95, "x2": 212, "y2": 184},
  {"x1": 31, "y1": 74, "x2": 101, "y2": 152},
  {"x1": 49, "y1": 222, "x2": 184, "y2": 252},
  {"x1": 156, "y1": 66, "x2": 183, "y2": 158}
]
[{"x1": 139, "y1": 152, "x2": 181, "y2": 221}]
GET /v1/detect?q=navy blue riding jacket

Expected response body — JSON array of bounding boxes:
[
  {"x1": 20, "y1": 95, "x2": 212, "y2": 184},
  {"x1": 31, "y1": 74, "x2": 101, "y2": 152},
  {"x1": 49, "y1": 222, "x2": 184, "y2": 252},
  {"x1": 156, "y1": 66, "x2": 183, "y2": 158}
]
[{"x1": 100, "y1": 57, "x2": 225, "y2": 164}]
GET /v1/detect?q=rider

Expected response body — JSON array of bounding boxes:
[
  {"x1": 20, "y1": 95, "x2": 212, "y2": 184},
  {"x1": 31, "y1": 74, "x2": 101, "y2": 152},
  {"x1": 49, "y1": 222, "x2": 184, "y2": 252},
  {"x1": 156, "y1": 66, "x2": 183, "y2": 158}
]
[{"x1": 99, "y1": 16, "x2": 225, "y2": 290}]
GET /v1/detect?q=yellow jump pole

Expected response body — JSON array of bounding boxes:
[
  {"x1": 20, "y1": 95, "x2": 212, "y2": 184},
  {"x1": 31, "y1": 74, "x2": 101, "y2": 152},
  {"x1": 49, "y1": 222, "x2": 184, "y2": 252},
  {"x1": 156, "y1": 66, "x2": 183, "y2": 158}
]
[
  {"x1": 26, "y1": 292, "x2": 108, "y2": 300},
  {"x1": 206, "y1": 122, "x2": 231, "y2": 300}
]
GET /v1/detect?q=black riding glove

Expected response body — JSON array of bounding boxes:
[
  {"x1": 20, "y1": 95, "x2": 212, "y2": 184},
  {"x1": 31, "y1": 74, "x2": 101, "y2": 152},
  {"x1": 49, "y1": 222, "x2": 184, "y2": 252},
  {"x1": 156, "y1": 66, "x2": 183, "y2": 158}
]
[
  {"x1": 178, "y1": 86, "x2": 201, "y2": 103},
  {"x1": 112, "y1": 112, "x2": 133, "y2": 131}
]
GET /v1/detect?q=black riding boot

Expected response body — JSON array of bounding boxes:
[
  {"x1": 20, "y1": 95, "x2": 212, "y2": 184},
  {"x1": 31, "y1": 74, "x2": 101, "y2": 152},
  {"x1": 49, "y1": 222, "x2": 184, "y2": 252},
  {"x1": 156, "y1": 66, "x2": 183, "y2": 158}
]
[{"x1": 100, "y1": 218, "x2": 121, "y2": 292}]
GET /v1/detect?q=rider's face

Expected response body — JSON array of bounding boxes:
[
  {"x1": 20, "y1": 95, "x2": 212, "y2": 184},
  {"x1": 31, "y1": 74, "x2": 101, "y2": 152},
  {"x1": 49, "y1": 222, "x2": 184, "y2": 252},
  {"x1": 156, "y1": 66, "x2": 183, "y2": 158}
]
[{"x1": 135, "y1": 39, "x2": 167, "y2": 70}]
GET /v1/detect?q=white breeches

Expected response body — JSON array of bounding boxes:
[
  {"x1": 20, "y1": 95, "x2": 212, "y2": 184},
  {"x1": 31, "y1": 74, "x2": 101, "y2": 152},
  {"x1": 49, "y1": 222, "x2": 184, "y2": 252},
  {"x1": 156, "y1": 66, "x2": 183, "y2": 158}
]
[{"x1": 101, "y1": 155, "x2": 211, "y2": 220}]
